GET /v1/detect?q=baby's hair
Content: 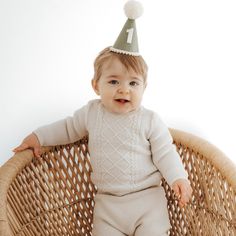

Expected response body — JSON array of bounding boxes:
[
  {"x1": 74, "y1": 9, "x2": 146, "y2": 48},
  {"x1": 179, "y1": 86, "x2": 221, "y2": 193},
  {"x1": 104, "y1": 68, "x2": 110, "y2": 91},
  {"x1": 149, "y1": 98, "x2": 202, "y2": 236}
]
[{"x1": 93, "y1": 47, "x2": 148, "y2": 82}]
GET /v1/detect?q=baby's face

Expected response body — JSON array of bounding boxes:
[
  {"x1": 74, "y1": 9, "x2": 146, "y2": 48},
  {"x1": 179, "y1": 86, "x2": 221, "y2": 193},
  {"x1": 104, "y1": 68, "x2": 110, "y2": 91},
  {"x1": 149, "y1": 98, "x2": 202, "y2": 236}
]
[{"x1": 92, "y1": 57, "x2": 146, "y2": 114}]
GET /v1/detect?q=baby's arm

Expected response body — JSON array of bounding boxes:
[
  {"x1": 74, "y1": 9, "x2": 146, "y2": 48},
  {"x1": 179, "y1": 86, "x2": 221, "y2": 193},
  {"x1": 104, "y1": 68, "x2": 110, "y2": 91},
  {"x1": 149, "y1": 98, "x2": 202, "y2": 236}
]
[
  {"x1": 13, "y1": 102, "x2": 90, "y2": 156},
  {"x1": 148, "y1": 113, "x2": 192, "y2": 207},
  {"x1": 33, "y1": 116, "x2": 86, "y2": 146}
]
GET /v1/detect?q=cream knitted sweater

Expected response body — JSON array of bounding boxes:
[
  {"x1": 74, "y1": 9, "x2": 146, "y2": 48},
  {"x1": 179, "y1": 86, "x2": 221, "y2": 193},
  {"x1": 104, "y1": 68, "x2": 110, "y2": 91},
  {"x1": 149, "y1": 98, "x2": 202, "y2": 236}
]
[{"x1": 35, "y1": 99, "x2": 188, "y2": 196}]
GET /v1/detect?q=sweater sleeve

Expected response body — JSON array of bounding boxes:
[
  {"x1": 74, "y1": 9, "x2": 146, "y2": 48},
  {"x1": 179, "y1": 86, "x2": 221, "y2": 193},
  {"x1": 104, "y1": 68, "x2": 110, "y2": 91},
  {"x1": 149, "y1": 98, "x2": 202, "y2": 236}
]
[
  {"x1": 148, "y1": 113, "x2": 188, "y2": 186},
  {"x1": 34, "y1": 102, "x2": 90, "y2": 146}
]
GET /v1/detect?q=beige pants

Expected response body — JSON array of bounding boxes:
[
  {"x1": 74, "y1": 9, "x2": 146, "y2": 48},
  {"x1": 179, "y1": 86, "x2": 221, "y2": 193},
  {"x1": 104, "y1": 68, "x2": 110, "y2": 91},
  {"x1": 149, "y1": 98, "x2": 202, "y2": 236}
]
[{"x1": 92, "y1": 186, "x2": 171, "y2": 236}]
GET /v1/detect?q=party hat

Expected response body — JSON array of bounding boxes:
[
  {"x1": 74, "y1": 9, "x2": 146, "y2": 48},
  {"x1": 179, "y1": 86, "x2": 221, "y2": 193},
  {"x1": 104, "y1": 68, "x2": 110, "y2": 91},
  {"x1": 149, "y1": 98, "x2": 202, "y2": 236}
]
[{"x1": 110, "y1": 0, "x2": 143, "y2": 56}]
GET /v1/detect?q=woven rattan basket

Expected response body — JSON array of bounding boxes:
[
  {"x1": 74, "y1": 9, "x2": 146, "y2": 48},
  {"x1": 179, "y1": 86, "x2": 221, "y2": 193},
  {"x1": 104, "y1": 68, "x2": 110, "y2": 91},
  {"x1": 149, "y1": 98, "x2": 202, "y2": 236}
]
[{"x1": 0, "y1": 129, "x2": 235, "y2": 236}]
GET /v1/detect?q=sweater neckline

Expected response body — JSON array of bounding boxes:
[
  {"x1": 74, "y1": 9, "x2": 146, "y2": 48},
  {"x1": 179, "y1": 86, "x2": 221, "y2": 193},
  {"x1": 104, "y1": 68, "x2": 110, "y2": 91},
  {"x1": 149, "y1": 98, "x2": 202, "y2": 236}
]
[{"x1": 99, "y1": 102, "x2": 143, "y2": 117}]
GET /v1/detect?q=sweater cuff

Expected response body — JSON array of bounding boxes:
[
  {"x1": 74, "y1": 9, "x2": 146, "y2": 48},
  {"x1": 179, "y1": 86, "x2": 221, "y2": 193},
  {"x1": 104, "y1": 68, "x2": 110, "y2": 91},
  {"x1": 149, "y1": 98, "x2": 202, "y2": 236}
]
[
  {"x1": 33, "y1": 130, "x2": 44, "y2": 146},
  {"x1": 163, "y1": 167, "x2": 189, "y2": 187}
]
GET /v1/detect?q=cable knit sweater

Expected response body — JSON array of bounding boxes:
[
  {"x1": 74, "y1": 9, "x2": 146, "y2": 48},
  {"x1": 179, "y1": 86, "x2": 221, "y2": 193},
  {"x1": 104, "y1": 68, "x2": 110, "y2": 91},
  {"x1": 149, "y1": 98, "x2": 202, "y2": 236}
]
[{"x1": 34, "y1": 99, "x2": 188, "y2": 196}]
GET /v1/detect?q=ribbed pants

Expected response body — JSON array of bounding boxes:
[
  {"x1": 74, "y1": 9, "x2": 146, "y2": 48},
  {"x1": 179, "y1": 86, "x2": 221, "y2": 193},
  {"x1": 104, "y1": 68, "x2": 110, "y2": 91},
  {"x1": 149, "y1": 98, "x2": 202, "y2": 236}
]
[{"x1": 92, "y1": 186, "x2": 171, "y2": 236}]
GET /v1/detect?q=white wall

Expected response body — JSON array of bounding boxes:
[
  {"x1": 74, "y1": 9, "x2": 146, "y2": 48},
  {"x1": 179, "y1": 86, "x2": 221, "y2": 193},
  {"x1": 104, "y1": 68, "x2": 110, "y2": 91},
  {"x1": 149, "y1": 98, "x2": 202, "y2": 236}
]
[{"x1": 1, "y1": 0, "x2": 236, "y2": 166}]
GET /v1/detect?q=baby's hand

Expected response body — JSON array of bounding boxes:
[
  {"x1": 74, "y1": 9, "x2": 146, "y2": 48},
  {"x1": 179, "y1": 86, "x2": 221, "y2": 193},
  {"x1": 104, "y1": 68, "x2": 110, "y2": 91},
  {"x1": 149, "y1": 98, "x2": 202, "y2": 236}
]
[
  {"x1": 171, "y1": 179, "x2": 192, "y2": 208},
  {"x1": 13, "y1": 133, "x2": 41, "y2": 158}
]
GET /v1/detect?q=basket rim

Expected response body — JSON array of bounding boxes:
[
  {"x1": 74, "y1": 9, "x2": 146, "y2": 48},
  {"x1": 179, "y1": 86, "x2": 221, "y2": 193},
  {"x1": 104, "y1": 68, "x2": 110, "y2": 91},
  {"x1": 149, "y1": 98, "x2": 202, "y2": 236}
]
[{"x1": 169, "y1": 128, "x2": 236, "y2": 190}]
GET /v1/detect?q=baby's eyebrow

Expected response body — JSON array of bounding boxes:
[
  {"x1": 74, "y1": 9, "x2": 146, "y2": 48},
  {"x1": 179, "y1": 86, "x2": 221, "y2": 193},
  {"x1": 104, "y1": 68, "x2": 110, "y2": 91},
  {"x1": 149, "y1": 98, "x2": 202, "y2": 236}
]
[
  {"x1": 106, "y1": 75, "x2": 119, "y2": 79},
  {"x1": 130, "y1": 76, "x2": 143, "y2": 82}
]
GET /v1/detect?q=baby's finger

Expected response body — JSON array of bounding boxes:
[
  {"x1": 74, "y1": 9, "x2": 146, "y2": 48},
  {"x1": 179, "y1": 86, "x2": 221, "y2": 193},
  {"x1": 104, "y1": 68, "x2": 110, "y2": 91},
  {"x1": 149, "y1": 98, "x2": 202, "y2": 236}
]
[
  {"x1": 34, "y1": 147, "x2": 41, "y2": 158},
  {"x1": 178, "y1": 194, "x2": 189, "y2": 208},
  {"x1": 179, "y1": 200, "x2": 185, "y2": 208},
  {"x1": 13, "y1": 143, "x2": 29, "y2": 152},
  {"x1": 180, "y1": 188, "x2": 192, "y2": 206},
  {"x1": 180, "y1": 193, "x2": 190, "y2": 205},
  {"x1": 172, "y1": 184, "x2": 180, "y2": 198}
]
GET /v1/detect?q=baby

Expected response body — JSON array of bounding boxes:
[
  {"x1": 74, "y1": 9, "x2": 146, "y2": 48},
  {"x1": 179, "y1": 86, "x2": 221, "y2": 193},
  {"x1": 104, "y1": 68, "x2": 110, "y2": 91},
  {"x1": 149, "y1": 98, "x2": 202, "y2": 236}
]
[
  {"x1": 14, "y1": 47, "x2": 192, "y2": 235},
  {"x1": 14, "y1": 1, "x2": 192, "y2": 235}
]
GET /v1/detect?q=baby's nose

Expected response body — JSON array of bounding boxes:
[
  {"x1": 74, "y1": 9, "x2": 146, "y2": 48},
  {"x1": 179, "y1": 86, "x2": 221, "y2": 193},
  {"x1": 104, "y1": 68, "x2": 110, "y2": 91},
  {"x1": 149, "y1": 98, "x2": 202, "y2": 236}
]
[{"x1": 118, "y1": 85, "x2": 129, "y2": 94}]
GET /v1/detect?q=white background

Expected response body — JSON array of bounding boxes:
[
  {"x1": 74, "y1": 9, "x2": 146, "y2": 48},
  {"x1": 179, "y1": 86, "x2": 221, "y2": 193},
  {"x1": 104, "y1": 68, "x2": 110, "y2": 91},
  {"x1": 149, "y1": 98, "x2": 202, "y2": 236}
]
[{"x1": 1, "y1": 0, "x2": 236, "y2": 166}]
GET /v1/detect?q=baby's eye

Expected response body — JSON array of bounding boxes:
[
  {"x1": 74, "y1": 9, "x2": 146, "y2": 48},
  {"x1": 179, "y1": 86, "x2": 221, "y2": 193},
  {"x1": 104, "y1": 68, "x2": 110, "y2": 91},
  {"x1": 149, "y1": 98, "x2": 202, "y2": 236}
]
[
  {"x1": 130, "y1": 81, "x2": 139, "y2": 86},
  {"x1": 108, "y1": 80, "x2": 119, "y2": 85}
]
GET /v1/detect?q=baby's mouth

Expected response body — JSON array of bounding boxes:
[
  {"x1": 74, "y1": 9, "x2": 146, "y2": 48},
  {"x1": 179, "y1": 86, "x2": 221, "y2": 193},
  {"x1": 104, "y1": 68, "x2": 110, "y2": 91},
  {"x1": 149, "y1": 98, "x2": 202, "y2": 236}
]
[{"x1": 115, "y1": 99, "x2": 130, "y2": 104}]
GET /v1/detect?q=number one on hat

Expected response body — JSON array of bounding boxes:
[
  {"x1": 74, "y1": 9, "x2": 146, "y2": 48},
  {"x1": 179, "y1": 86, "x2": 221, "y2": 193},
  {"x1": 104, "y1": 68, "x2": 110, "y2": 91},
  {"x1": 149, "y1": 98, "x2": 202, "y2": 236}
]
[{"x1": 126, "y1": 28, "x2": 134, "y2": 44}]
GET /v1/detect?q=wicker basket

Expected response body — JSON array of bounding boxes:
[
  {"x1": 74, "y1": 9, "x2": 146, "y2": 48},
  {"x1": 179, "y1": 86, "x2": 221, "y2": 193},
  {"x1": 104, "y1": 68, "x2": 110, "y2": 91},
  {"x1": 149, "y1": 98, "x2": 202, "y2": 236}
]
[{"x1": 0, "y1": 129, "x2": 235, "y2": 236}]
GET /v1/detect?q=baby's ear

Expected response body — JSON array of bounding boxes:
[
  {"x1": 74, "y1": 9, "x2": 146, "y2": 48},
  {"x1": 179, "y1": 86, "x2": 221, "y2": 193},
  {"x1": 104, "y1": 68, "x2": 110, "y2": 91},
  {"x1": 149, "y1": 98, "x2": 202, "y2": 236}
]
[{"x1": 91, "y1": 79, "x2": 100, "y2": 95}]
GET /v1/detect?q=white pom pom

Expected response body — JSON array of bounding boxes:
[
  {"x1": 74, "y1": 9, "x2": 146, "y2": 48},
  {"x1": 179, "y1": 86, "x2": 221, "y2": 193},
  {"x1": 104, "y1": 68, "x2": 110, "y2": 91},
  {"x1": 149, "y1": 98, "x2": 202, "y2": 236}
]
[{"x1": 124, "y1": 0, "x2": 143, "y2": 20}]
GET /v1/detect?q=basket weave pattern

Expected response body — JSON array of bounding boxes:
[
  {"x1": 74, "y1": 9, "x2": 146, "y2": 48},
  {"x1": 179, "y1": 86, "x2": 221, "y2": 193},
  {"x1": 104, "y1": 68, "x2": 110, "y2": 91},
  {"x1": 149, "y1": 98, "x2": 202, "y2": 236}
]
[
  {"x1": 0, "y1": 129, "x2": 236, "y2": 235},
  {"x1": 7, "y1": 138, "x2": 96, "y2": 236},
  {"x1": 162, "y1": 142, "x2": 236, "y2": 235}
]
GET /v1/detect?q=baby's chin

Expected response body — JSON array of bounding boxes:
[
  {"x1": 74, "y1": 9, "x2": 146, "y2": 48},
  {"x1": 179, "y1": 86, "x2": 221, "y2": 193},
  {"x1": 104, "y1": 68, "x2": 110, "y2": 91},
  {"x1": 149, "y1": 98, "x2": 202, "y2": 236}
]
[{"x1": 108, "y1": 105, "x2": 140, "y2": 115}]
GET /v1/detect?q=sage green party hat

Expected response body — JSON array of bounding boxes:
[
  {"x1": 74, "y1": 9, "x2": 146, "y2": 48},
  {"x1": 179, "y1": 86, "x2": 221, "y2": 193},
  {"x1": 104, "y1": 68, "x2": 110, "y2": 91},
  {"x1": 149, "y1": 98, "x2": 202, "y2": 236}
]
[{"x1": 110, "y1": 0, "x2": 143, "y2": 56}]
